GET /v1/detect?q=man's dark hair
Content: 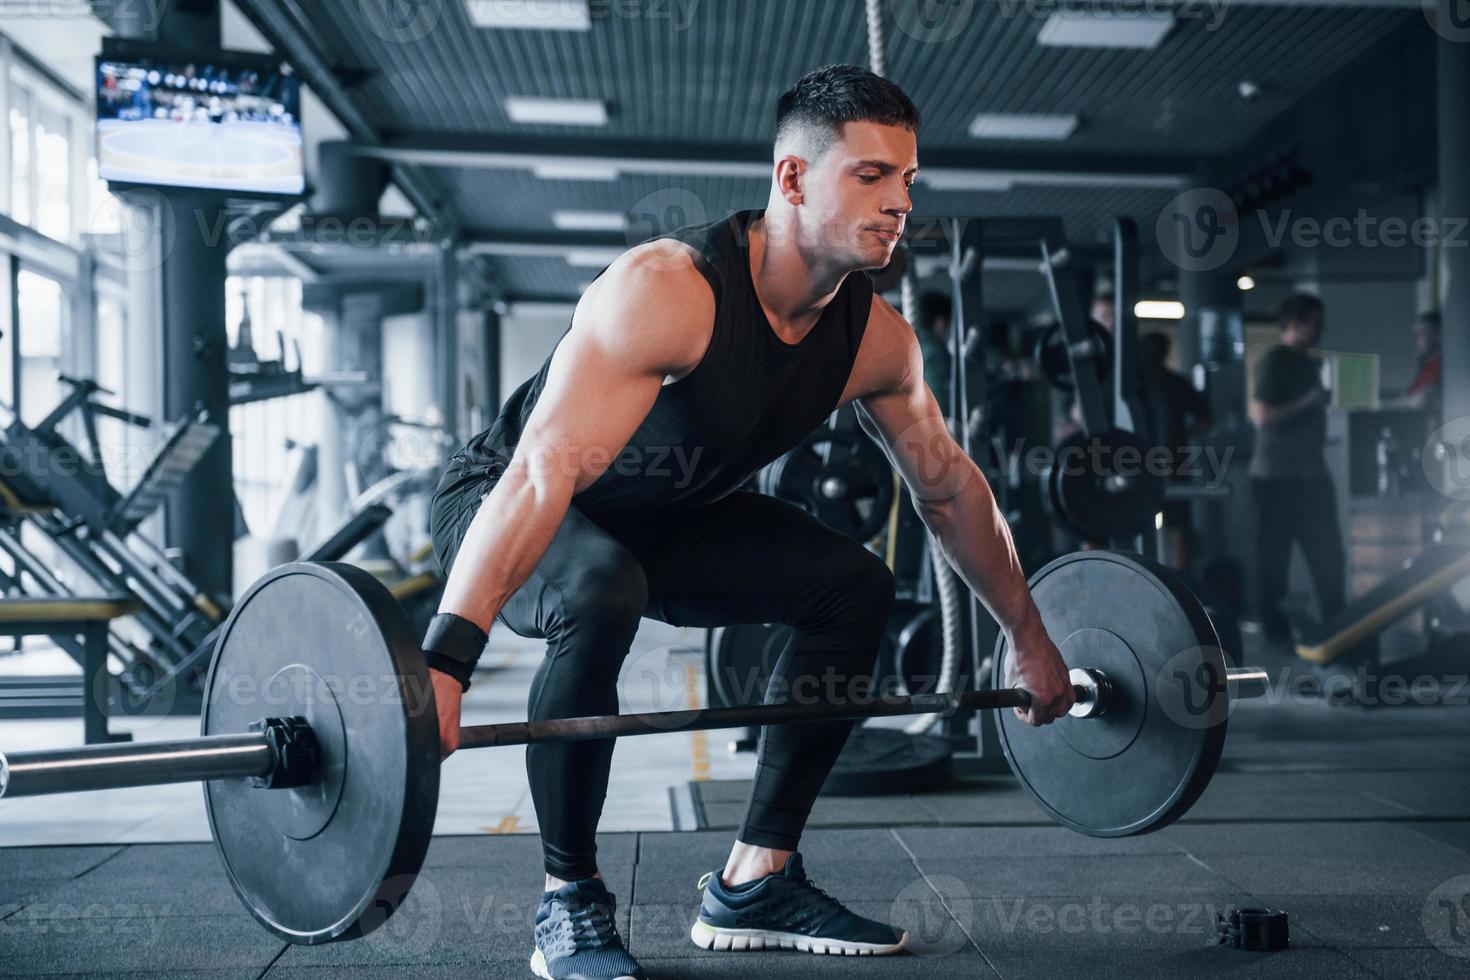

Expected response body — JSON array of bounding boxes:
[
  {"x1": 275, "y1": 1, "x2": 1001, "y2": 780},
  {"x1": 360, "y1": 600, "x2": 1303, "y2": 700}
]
[
  {"x1": 1418, "y1": 311, "x2": 1441, "y2": 333},
  {"x1": 1280, "y1": 293, "x2": 1325, "y2": 329},
  {"x1": 775, "y1": 65, "x2": 921, "y2": 160},
  {"x1": 918, "y1": 291, "x2": 952, "y2": 332}
]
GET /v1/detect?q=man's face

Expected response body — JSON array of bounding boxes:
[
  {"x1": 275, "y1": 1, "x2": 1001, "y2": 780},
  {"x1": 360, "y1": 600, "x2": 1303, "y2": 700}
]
[
  {"x1": 1090, "y1": 297, "x2": 1116, "y2": 333},
  {"x1": 1284, "y1": 313, "x2": 1322, "y2": 348},
  {"x1": 792, "y1": 121, "x2": 917, "y2": 270}
]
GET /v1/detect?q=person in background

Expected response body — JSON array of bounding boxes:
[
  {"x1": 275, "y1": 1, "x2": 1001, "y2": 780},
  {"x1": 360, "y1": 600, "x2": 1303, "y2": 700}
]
[
  {"x1": 1056, "y1": 290, "x2": 1117, "y2": 443},
  {"x1": 914, "y1": 290, "x2": 953, "y2": 419},
  {"x1": 1091, "y1": 289, "x2": 1116, "y2": 334},
  {"x1": 1138, "y1": 332, "x2": 1213, "y2": 570},
  {"x1": 1247, "y1": 293, "x2": 1345, "y2": 644},
  {"x1": 1385, "y1": 311, "x2": 1441, "y2": 415}
]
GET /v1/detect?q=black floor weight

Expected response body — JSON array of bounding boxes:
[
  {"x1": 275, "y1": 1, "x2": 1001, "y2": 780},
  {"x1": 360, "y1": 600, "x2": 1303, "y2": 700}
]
[
  {"x1": 894, "y1": 605, "x2": 942, "y2": 696},
  {"x1": 1033, "y1": 317, "x2": 1113, "y2": 391},
  {"x1": 707, "y1": 623, "x2": 794, "y2": 709},
  {"x1": 761, "y1": 427, "x2": 894, "y2": 542},
  {"x1": 1044, "y1": 429, "x2": 1168, "y2": 541},
  {"x1": 0, "y1": 555, "x2": 1267, "y2": 944}
]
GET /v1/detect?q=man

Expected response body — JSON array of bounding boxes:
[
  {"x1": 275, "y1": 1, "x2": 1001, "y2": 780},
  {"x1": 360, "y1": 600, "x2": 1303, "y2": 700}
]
[
  {"x1": 427, "y1": 66, "x2": 1075, "y2": 980},
  {"x1": 1247, "y1": 293, "x2": 1345, "y2": 643},
  {"x1": 1138, "y1": 332, "x2": 1213, "y2": 570}
]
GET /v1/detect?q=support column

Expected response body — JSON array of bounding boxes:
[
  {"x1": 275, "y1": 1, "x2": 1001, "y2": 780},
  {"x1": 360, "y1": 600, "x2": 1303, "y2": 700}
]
[
  {"x1": 482, "y1": 307, "x2": 502, "y2": 418},
  {"x1": 304, "y1": 283, "x2": 424, "y2": 542},
  {"x1": 107, "y1": 1, "x2": 233, "y2": 597},
  {"x1": 435, "y1": 244, "x2": 461, "y2": 440},
  {"x1": 1438, "y1": 7, "x2": 1470, "y2": 425},
  {"x1": 158, "y1": 189, "x2": 232, "y2": 594}
]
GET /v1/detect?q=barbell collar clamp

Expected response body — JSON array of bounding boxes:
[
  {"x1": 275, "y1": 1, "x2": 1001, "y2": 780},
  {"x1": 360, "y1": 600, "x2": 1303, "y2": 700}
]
[{"x1": 1067, "y1": 667, "x2": 1113, "y2": 718}]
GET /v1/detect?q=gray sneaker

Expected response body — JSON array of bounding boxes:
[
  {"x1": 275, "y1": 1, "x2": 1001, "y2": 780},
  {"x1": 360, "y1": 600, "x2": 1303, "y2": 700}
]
[
  {"x1": 690, "y1": 853, "x2": 908, "y2": 955},
  {"x1": 531, "y1": 878, "x2": 646, "y2": 980}
]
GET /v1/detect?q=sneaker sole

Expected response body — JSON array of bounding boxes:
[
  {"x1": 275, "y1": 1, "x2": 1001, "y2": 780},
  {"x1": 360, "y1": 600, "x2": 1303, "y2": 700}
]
[
  {"x1": 689, "y1": 919, "x2": 909, "y2": 956},
  {"x1": 529, "y1": 947, "x2": 640, "y2": 979}
]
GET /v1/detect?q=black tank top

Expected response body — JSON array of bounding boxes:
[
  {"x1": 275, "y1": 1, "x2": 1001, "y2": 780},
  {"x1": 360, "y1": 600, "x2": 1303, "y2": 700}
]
[{"x1": 457, "y1": 209, "x2": 874, "y2": 523}]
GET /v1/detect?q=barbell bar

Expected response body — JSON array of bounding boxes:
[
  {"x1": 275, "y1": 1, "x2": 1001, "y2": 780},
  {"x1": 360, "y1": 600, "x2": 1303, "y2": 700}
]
[{"x1": 0, "y1": 665, "x2": 1267, "y2": 799}]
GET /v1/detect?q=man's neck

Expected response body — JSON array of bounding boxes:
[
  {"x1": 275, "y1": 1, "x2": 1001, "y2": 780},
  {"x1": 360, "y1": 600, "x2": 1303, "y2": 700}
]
[{"x1": 748, "y1": 213, "x2": 848, "y2": 334}]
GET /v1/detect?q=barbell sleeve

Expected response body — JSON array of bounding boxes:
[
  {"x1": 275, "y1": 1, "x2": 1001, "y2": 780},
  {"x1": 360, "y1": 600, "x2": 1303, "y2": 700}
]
[{"x1": 0, "y1": 733, "x2": 274, "y2": 799}]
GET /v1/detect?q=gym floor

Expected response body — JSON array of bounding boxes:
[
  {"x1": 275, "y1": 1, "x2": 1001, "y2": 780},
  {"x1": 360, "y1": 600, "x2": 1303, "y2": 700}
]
[{"x1": 2, "y1": 626, "x2": 1468, "y2": 978}]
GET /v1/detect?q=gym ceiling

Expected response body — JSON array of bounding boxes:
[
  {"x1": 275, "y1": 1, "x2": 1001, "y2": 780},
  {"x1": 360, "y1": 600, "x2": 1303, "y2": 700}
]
[{"x1": 227, "y1": 0, "x2": 1422, "y2": 314}]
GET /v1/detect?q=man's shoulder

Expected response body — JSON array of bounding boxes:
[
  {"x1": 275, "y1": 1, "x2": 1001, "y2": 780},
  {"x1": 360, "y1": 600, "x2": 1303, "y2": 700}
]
[{"x1": 592, "y1": 241, "x2": 716, "y2": 308}]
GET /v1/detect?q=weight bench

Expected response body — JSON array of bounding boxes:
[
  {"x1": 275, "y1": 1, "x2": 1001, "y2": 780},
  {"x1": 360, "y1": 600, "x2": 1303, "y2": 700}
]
[
  {"x1": 1294, "y1": 542, "x2": 1470, "y2": 664},
  {"x1": 0, "y1": 595, "x2": 140, "y2": 744}
]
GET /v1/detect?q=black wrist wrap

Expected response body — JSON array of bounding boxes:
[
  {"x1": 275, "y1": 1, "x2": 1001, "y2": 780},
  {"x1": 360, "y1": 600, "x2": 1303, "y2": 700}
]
[{"x1": 422, "y1": 613, "x2": 489, "y2": 692}]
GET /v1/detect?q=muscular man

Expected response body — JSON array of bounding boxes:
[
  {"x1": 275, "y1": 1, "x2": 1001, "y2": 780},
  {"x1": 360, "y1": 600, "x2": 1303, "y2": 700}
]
[{"x1": 426, "y1": 66, "x2": 1075, "y2": 980}]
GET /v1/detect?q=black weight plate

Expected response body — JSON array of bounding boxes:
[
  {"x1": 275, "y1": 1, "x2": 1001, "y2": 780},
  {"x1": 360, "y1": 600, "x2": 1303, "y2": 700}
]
[
  {"x1": 992, "y1": 551, "x2": 1227, "y2": 837},
  {"x1": 1047, "y1": 429, "x2": 1167, "y2": 541},
  {"x1": 202, "y1": 562, "x2": 439, "y2": 944},
  {"x1": 894, "y1": 606, "x2": 942, "y2": 696},
  {"x1": 708, "y1": 623, "x2": 794, "y2": 709},
  {"x1": 1033, "y1": 318, "x2": 1112, "y2": 391},
  {"x1": 823, "y1": 728, "x2": 953, "y2": 796},
  {"x1": 764, "y1": 429, "x2": 894, "y2": 542}
]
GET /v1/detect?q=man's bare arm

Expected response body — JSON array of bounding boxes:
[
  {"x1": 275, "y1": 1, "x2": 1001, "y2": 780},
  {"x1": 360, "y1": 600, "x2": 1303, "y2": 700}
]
[
  {"x1": 436, "y1": 245, "x2": 713, "y2": 631},
  {"x1": 846, "y1": 297, "x2": 1073, "y2": 724},
  {"x1": 845, "y1": 298, "x2": 1042, "y2": 644}
]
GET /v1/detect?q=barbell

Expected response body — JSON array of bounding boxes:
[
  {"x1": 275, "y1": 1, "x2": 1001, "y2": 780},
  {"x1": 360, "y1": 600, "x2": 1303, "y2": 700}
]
[{"x1": 0, "y1": 552, "x2": 1266, "y2": 946}]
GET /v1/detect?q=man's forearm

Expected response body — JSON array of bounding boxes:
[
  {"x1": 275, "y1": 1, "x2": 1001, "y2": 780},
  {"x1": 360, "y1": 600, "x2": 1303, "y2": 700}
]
[
  {"x1": 435, "y1": 460, "x2": 575, "y2": 632},
  {"x1": 915, "y1": 460, "x2": 1045, "y2": 645}
]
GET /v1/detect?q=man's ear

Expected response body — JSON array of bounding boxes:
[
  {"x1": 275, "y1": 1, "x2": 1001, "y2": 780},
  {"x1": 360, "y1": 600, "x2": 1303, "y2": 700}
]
[{"x1": 775, "y1": 155, "x2": 805, "y2": 206}]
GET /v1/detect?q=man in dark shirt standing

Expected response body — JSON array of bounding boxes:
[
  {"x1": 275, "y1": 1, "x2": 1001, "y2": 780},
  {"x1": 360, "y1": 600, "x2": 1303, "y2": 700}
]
[{"x1": 1247, "y1": 293, "x2": 1345, "y2": 641}]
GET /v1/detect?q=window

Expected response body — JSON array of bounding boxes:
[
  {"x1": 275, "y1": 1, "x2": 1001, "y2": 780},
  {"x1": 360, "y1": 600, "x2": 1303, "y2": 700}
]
[
  {"x1": 5, "y1": 57, "x2": 87, "y2": 245},
  {"x1": 93, "y1": 289, "x2": 143, "y2": 488},
  {"x1": 34, "y1": 100, "x2": 69, "y2": 243},
  {"x1": 16, "y1": 267, "x2": 64, "y2": 427},
  {"x1": 227, "y1": 276, "x2": 324, "y2": 539},
  {"x1": 9, "y1": 83, "x2": 29, "y2": 227}
]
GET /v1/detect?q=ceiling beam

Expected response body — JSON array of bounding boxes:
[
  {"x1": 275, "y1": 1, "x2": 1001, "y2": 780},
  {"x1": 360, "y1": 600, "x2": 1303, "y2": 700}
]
[
  {"x1": 352, "y1": 135, "x2": 1192, "y2": 191},
  {"x1": 228, "y1": 0, "x2": 458, "y2": 233}
]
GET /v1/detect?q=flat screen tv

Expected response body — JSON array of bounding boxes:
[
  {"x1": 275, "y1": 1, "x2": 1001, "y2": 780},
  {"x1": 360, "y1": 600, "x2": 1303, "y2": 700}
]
[{"x1": 96, "y1": 41, "x2": 303, "y2": 196}]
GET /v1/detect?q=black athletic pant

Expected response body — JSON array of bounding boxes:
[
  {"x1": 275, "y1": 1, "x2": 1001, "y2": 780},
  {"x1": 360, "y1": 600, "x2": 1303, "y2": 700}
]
[
  {"x1": 1251, "y1": 474, "x2": 1346, "y2": 631},
  {"x1": 432, "y1": 485, "x2": 895, "y2": 881}
]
